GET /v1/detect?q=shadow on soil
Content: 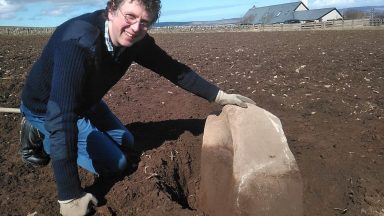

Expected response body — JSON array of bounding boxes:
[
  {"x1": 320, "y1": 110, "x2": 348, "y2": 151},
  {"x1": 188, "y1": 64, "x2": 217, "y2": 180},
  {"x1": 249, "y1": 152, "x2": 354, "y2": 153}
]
[
  {"x1": 127, "y1": 118, "x2": 206, "y2": 151},
  {"x1": 84, "y1": 118, "x2": 206, "y2": 208}
]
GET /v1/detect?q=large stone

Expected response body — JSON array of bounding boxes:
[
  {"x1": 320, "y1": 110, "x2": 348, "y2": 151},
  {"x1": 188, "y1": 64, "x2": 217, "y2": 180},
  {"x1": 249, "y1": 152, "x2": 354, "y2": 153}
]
[{"x1": 199, "y1": 104, "x2": 303, "y2": 216}]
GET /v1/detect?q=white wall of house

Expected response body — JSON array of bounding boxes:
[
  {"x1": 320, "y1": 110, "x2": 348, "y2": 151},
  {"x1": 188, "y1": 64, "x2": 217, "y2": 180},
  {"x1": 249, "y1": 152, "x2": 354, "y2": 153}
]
[
  {"x1": 321, "y1": 10, "x2": 343, "y2": 21},
  {"x1": 296, "y1": 3, "x2": 308, "y2": 11}
]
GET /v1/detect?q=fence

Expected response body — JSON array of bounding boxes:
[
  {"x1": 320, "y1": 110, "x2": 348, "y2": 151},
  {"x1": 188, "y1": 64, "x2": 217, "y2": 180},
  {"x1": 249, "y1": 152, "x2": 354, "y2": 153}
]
[
  {"x1": 0, "y1": 27, "x2": 55, "y2": 35},
  {"x1": 0, "y1": 19, "x2": 383, "y2": 35},
  {"x1": 235, "y1": 19, "x2": 383, "y2": 32},
  {"x1": 369, "y1": 18, "x2": 384, "y2": 26},
  {"x1": 150, "y1": 19, "x2": 384, "y2": 33},
  {"x1": 302, "y1": 19, "x2": 383, "y2": 29}
]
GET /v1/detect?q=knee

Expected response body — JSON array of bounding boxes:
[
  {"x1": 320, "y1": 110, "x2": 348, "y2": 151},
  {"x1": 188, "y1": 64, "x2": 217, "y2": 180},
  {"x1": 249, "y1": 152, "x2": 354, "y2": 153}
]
[
  {"x1": 107, "y1": 156, "x2": 128, "y2": 175},
  {"x1": 122, "y1": 131, "x2": 134, "y2": 148},
  {"x1": 116, "y1": 156, "x2": 129, "y2": 173},
  {"x1": 97, "y1": 155, "x2": 128, "y2": 176}
]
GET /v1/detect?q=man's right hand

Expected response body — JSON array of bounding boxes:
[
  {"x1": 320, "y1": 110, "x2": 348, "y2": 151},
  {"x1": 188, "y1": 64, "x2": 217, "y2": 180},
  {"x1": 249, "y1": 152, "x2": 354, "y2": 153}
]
[{"x1": 59, "y1": 193, "x2": 98, "y2": 216}]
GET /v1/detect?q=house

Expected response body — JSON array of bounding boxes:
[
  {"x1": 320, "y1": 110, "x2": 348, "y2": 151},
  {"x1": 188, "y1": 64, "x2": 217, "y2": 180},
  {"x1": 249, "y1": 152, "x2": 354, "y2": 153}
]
[
  {"x1": 241, "y1": 1, "x2": 343, "y2": 24},
  {"x1": 294, "y1": 8, "x2": 343, "y2": 23}
]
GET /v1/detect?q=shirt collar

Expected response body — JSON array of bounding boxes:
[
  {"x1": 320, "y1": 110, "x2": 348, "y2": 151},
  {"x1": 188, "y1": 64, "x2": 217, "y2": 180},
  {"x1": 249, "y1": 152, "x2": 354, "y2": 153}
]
[{"x1": 104, "y1": 20, "x2": 114, "y2": 54}]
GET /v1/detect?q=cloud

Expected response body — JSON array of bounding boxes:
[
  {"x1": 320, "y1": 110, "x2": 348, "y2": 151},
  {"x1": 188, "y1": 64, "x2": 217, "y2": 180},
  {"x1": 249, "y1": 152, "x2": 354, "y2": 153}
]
[
  {"x1": 40, "y1": 5, "x2": 71, "y2": 16},
  {"x1": 0, "y1": 0, "x2": 23, "y2": 19},
  {"x1": 0, "y1": 0, "x2": 105, "y2": 20},
  {"x1": 163, "y1": 3, "x2": 249, "y2": 16},
  {"x1": 10, "y1": 0, "x2": 104, "y2": 4},
  {"x1": 313, "y1": 0, "x2": 355, "y2": 6},
  {"x1": 312, "y1": 0, "x2": 384, "y2": 8}
]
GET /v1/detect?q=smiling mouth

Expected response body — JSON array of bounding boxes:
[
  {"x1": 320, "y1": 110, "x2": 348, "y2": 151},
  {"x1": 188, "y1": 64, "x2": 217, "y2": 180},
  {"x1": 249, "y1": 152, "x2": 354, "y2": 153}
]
[{"x1": 123, "y1": 30, "x2": 134, "y2": 39}]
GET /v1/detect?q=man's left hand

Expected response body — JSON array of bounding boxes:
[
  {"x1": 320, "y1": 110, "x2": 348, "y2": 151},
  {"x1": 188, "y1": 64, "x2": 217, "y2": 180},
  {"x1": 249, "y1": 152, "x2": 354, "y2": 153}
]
[{"x1": 215, "y1": 90, "x2": 256, "y2": 108}]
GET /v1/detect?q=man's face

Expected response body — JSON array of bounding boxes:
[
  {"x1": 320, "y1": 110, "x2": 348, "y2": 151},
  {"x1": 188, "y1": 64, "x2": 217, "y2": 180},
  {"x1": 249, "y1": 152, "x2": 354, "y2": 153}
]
[{"x1": 108, "y1": 0, "x2": 153, "y2": 47}]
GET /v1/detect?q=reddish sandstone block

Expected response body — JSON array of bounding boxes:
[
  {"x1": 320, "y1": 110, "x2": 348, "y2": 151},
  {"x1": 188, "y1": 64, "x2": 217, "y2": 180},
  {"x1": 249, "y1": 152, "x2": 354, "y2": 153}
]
[{"x1": 199, "y1": 104, "x2": 303, "y2": 216}]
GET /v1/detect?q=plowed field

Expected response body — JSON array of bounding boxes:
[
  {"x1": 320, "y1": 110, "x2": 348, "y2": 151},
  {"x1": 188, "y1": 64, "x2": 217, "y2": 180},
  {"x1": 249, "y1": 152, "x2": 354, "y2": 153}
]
[{"x1": 1, "y1": 30, "x2": 383, "y2": 215}]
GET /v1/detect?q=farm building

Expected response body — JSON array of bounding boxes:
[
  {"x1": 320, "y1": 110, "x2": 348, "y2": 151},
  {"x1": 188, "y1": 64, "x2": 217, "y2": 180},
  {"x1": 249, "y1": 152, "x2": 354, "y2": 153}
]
[{"x1": 241, "y1": 1, "x2": 343, "y2": 24}]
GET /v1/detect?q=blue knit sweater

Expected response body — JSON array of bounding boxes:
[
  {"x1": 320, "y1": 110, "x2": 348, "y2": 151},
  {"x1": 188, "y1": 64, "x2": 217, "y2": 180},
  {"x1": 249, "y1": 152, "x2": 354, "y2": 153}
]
[{"x1": 21, "y1": 10, "x2": 219, "y2": 200}]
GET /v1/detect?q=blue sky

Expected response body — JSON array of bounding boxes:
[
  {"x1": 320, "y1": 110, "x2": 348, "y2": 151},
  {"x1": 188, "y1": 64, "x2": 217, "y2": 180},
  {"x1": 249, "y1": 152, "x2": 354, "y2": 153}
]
[{"x1": 0, "y1": 0, "x2": 383, "y2": 27}]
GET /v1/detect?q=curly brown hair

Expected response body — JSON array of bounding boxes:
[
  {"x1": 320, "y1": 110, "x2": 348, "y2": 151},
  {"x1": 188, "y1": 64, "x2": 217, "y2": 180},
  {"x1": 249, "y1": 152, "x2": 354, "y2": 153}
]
[{"x1": 105, "y1": 0, "x2": 161, "y2": 25}]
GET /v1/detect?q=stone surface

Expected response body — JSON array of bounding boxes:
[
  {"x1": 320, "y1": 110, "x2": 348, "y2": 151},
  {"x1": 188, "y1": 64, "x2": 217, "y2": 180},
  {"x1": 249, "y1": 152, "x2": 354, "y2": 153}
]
[{"x1": 200, "y1": 104, "x2": 303, "y2": 216}]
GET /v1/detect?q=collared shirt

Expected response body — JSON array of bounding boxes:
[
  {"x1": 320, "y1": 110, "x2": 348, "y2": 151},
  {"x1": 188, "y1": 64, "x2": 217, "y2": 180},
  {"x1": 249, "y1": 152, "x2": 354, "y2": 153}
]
[
  {"x1": 105, "y1": 20, "x2": 126, "y2": 57},
  {"x1": 104, "y1": 20, "x2": 114, "y2": 54}
]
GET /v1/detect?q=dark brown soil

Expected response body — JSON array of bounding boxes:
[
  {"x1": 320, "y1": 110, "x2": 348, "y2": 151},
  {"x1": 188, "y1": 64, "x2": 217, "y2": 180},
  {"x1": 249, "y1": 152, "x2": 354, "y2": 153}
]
[{"x1": 1, "y1": 30, "x2": 383, "y2": 216}]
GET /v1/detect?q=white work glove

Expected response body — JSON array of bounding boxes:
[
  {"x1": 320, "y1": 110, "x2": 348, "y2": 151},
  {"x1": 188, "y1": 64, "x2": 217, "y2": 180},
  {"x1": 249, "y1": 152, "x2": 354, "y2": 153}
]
[
  {"x1": 215, "y1": 90, "x2": 256, "y2": 108},
  {"x1": 58, "y1": 193, "x2": 98, "y2": 216}
]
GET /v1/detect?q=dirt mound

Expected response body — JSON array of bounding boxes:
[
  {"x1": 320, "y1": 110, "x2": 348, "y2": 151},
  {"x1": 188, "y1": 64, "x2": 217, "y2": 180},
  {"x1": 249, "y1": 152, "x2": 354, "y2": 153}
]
[{"x1": 1, "y1": 30, "x2": 383, "y2": 215}]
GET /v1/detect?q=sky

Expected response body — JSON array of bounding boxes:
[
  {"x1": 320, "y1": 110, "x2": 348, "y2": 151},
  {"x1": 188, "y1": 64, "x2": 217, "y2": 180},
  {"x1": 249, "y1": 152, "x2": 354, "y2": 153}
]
[{"x1": 0, "y1": 0, "x2": 383, "y2": 27}]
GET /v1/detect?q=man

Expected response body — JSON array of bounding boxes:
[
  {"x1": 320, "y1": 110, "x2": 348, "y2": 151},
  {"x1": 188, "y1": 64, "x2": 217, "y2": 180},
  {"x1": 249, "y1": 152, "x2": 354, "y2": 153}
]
[{"x1": 19, "y1": 0, "x2": 255, "y2": 215}]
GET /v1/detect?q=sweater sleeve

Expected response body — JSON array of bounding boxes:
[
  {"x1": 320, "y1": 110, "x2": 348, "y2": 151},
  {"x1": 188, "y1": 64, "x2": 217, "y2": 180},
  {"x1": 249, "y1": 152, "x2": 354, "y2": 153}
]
[
  {"x1": 132, "y1": 34, "x2": 220, "y2": 102},
  {"x1": 44, "y1": 40, "x2": 87, "y2": 200}
]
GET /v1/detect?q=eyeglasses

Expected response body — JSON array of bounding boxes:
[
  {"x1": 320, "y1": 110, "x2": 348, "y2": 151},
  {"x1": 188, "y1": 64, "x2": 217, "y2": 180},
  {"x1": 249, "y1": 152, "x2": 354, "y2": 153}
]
[{"x1": 118, "y1": 8, "x2": 150, "y2": 30}]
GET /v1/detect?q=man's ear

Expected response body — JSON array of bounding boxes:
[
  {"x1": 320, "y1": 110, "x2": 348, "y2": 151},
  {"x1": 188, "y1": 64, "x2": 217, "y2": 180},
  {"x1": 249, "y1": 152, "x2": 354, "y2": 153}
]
[
  {"x1": 108, "y1": 1, "x2": 117, "y2": 19},
  {"x1": 108, "y1": 8, "x2": 117, "y2": 21}
]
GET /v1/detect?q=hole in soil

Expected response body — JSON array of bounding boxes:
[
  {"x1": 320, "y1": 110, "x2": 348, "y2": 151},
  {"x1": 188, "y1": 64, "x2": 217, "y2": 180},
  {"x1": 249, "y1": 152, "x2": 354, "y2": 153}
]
[{"x1": 156, "y1": 163, "x2": 192, "y2": 210}]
